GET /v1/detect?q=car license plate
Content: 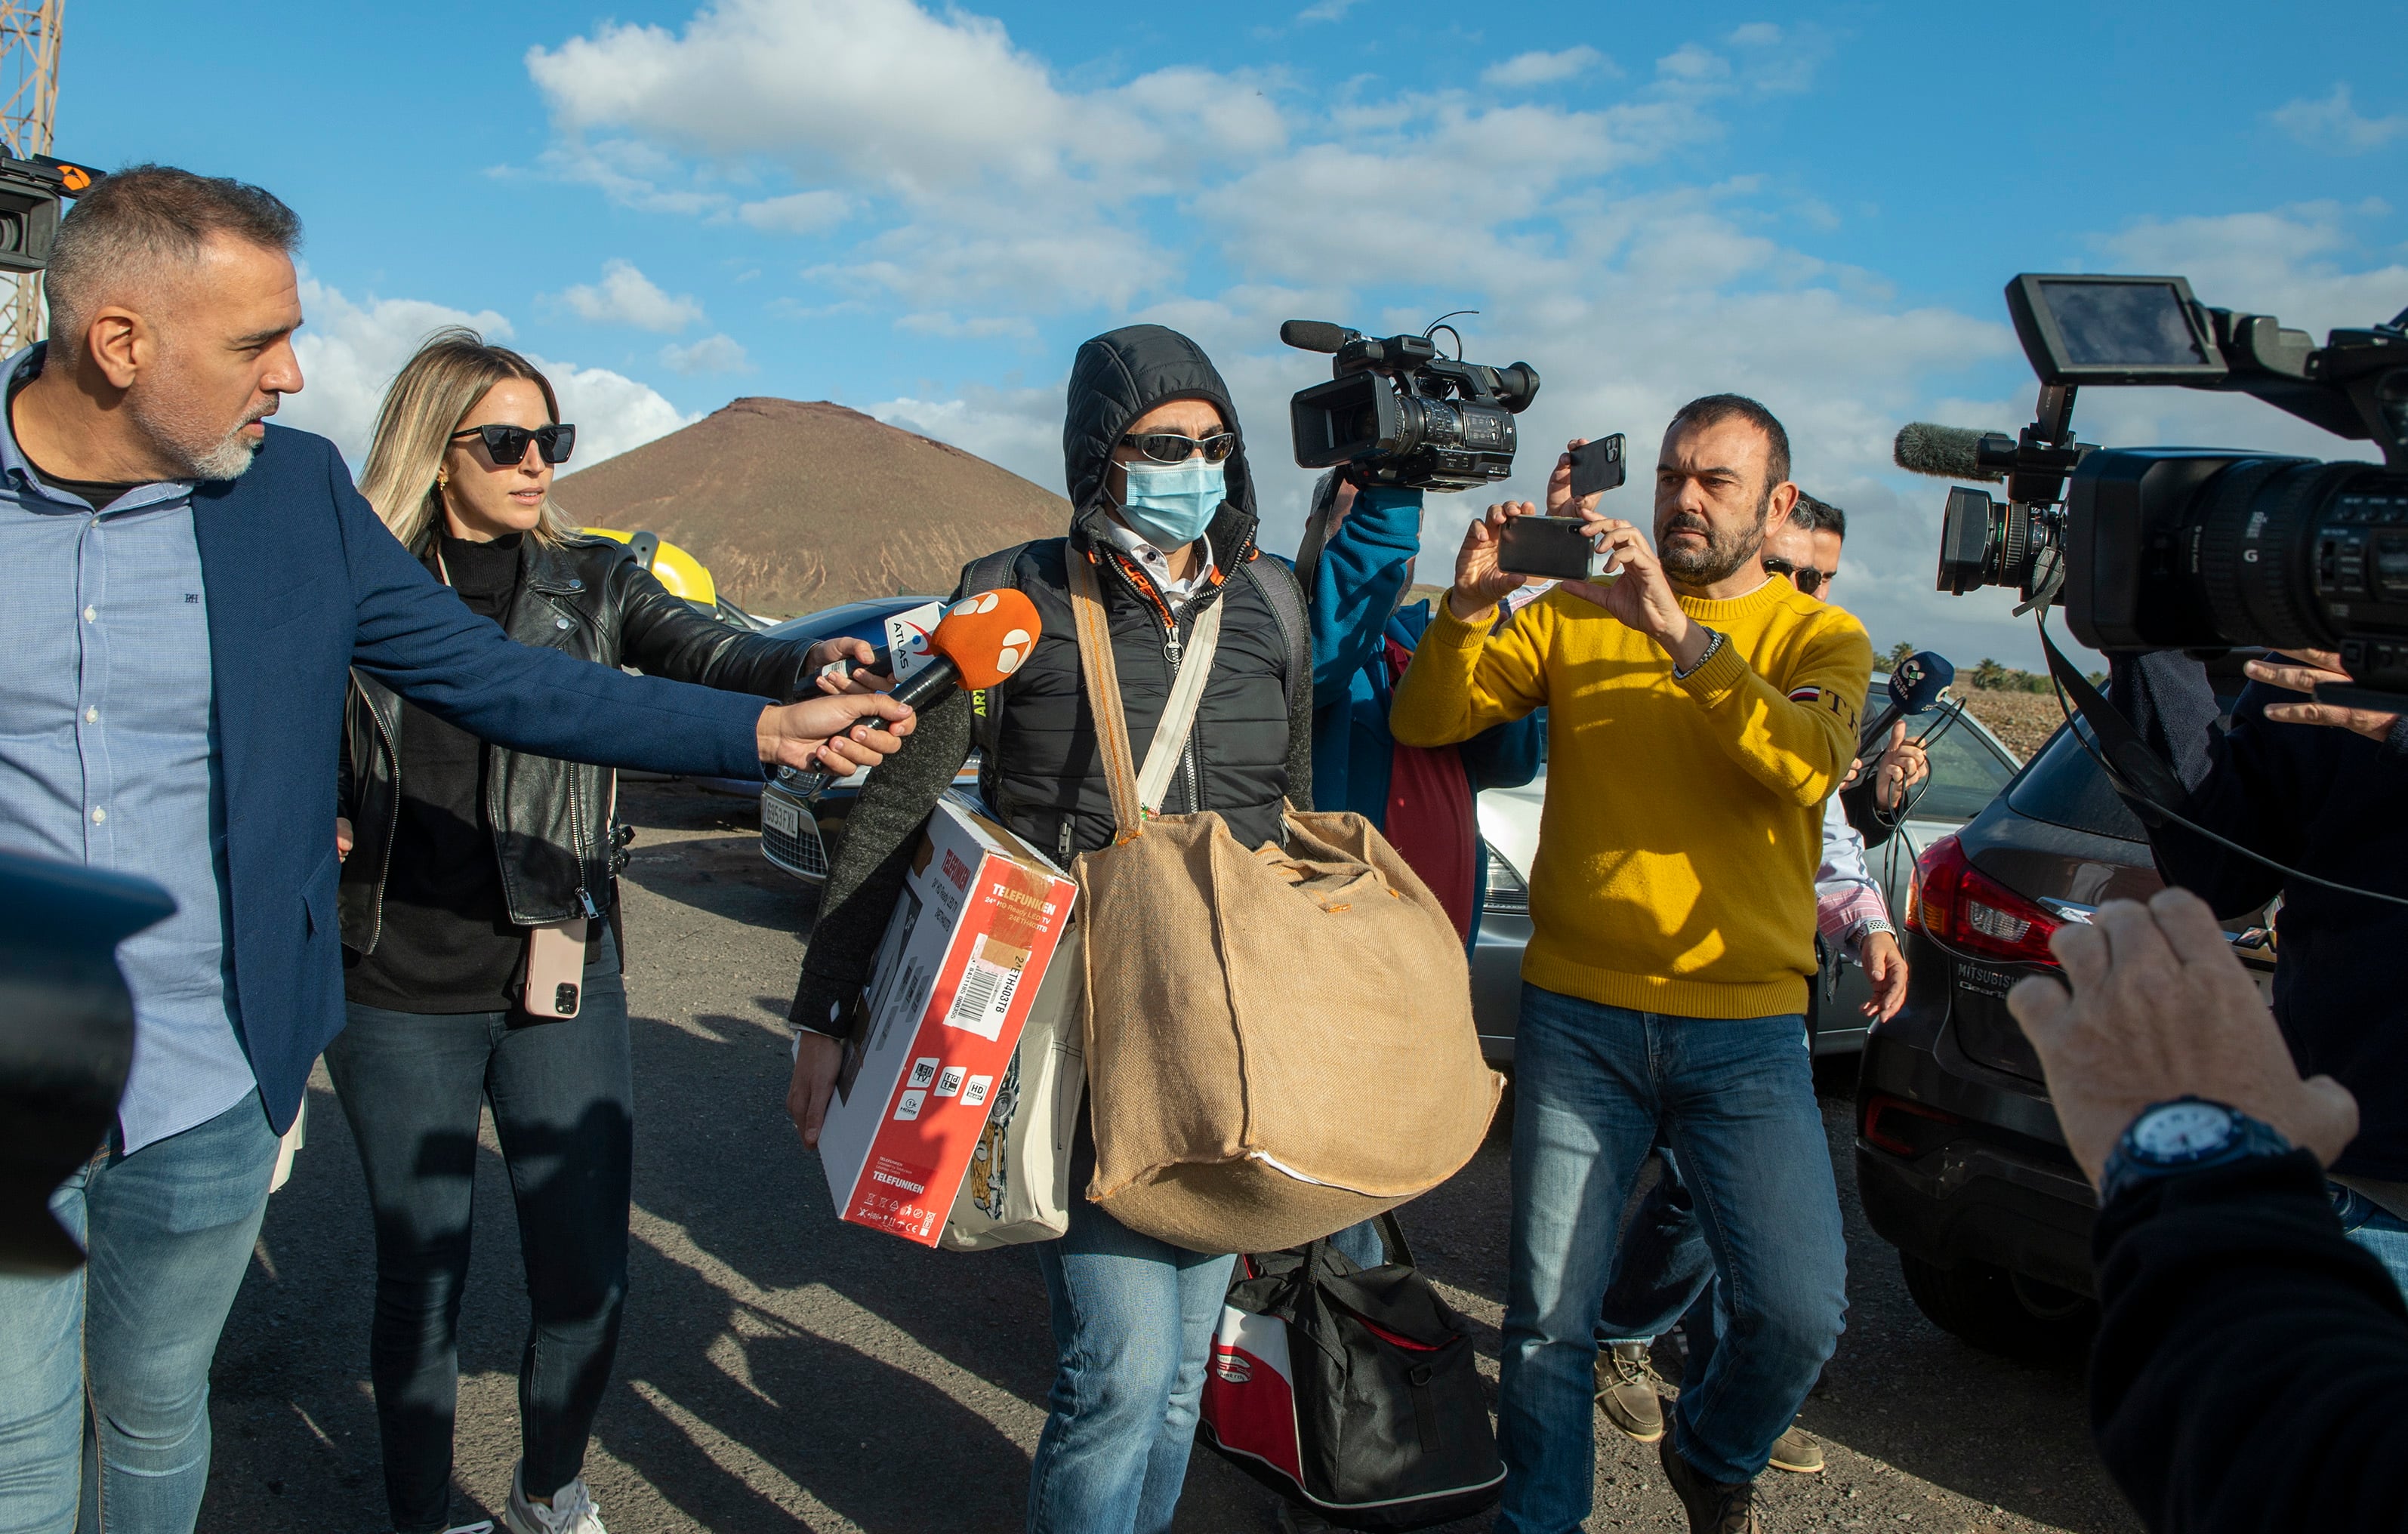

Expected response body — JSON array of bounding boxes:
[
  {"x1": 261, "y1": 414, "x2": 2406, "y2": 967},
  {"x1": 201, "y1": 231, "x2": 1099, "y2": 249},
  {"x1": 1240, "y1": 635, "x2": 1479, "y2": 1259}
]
[{"x1": 761, "y1": 793, "x2": 803, "y2": 839}]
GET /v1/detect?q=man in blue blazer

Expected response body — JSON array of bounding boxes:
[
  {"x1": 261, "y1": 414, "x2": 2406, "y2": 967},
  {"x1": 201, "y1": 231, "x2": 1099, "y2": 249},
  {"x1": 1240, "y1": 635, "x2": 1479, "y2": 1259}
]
[{"x1": 0, "y1": 165, "x2": 914, "y2": 1534}]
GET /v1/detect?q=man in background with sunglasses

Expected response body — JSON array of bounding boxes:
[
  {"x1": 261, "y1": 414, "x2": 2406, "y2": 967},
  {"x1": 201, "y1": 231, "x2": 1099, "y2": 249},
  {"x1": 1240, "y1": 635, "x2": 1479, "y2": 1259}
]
[
  {"x1": 1762, "y1": 494, "x2": 1932, "y2": 844},
  {"x1": 0, "y1": 167, "x2": 915, "y2": 1534}
]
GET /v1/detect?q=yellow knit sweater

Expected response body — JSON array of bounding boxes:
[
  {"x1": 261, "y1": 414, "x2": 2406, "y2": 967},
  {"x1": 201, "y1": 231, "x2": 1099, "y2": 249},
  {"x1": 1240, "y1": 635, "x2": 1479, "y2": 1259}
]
[{"x1": 1392, "y1": 579, "x2": 1872, "y2": 1019}]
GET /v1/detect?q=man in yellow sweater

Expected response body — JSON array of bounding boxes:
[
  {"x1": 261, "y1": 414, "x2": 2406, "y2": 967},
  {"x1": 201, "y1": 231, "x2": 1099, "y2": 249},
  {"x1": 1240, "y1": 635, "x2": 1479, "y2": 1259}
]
[{"x1": 1392, "y1": 395, "x2": 1871, "y2": 1534}]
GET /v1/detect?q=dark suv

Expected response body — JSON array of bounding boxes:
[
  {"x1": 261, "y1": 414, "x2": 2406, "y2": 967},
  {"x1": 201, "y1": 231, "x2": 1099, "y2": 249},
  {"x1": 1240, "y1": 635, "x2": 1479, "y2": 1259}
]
[{"x1": 1854, "y1": 702, "x2": 2275, "y2": 1360}]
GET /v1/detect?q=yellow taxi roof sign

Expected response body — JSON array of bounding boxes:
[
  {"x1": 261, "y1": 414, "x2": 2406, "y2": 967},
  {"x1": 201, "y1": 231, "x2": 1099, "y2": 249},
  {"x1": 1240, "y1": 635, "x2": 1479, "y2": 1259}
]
[{"x1": 579, "y1": 527, "x2": 718, "y2": 608}]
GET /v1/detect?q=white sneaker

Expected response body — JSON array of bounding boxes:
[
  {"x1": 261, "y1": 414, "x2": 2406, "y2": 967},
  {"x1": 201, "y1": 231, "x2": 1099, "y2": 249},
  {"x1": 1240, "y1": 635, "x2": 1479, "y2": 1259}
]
[{"x1": 504, "y1": 1463, "x2": 607, "y2": 1534}]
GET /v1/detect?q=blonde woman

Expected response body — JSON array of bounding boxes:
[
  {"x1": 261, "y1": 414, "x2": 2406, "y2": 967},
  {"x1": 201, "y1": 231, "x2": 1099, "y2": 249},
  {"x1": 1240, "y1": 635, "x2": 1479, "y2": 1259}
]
[{"x1": 327, "y1": 330, "x2": 868, "y2": 1534}]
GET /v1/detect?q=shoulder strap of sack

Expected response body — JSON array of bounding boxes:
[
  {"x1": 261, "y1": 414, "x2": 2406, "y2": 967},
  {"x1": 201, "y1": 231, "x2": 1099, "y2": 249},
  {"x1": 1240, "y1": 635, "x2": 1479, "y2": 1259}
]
[
  {"x1": 1135, "y1": 596, "x2": 1223, "y2": 812},
  {"x1": 1066, "y1": 553, "x2": 1149, "y2": 840}
]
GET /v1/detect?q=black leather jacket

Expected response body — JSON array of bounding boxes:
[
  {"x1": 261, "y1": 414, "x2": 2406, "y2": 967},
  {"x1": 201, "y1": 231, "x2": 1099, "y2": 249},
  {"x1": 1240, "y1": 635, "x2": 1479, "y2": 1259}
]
[{"x1": 340, "y1": 531, "x2": 813, "y2": 952}]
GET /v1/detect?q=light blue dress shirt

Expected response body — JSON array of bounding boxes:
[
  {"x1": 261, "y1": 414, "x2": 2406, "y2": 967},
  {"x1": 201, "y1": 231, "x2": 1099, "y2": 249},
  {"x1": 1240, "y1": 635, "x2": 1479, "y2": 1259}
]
[{"x1": 0, "y1": 347, "x2": 257, "y2": 1151}]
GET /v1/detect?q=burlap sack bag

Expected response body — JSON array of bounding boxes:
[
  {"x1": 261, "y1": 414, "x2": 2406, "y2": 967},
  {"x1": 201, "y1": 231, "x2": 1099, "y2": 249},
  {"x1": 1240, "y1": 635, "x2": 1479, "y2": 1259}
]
[{"x1": 1066, "y1": 555, "x2": 1502, "y2": 1255}]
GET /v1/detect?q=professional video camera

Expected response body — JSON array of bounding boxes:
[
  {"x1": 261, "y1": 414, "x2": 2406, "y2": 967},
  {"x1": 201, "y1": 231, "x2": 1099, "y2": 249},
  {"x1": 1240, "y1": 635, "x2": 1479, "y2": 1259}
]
[
  {"x1": 1281, "y1": 314, "x2": 1540, "y2": 492},
  {"x1": 0, "y1": 152, "x2": 97, "y2": 273},
  {"x1": 1898, "y1": 272, "x2": 2408, "y2": 710}
]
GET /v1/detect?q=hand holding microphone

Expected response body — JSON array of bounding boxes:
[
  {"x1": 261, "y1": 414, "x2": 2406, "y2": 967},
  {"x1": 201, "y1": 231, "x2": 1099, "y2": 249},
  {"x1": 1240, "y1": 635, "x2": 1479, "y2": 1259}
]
[{"x1": 777, "y1": 588, "x2": 1043, "y2": 796}]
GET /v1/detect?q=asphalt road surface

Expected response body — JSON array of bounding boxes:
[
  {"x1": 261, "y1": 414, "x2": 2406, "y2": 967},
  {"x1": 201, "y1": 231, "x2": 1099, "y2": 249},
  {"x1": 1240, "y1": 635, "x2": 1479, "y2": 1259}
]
[{"x1": 202, "y1": 781, "x2": 2136, "y2": 1533}]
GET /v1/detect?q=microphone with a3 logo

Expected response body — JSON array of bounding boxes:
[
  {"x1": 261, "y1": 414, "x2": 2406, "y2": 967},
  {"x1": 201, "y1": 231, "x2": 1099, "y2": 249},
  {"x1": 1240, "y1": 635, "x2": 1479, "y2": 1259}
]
[{"x1": 779, "y1": 589, "x2": 1043, "y2": 797}]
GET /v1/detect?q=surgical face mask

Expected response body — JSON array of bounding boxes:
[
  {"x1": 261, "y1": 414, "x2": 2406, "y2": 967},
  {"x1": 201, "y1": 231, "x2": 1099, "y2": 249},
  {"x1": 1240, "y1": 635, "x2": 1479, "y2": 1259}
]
[{"x1": 1118, "y1": 457, "x2": 1226, "y2": 548}]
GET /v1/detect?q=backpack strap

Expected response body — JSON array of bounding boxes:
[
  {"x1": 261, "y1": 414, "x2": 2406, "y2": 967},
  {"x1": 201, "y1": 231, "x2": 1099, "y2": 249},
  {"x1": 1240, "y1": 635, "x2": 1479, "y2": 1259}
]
[
  {"x1": 1243, "y1": 555, "x2": 1315, "y2": 812},
  {"x1": 962, "y1": 542, "x2": 1034, "y2": 819},
  {"x1": 960, "y1": 541, "x2": 1035, "y2": 777}
]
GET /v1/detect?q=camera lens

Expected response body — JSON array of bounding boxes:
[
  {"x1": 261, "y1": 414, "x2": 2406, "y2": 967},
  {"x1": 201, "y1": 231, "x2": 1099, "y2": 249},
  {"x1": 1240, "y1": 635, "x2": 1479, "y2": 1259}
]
[{"x1": 2193, "y1": 459, "x2": 2339, "y2": 652}]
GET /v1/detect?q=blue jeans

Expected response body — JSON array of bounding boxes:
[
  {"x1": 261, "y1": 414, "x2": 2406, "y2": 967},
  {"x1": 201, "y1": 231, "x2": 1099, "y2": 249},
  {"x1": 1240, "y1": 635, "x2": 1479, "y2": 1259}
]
[
  {"x1": 1028, "y1": 1198, "x2": 1235, "y2": 1534},
  {"x1": 0, "y1": 1095, "x2": 279, "y2": 1534},
  {"x1": 323, "y1": 929, "x2": 631, "y2": 1534},
  {"x1": 2327, "y1": 1183, "x2": 2408, "y2": 1297},
  {"x1": 1597, "y1": 1146, "x2": 1719, "y2": 1354},
  {"x1": 1500, "y1": 986, "x2": 1848, "y2": 1530}
]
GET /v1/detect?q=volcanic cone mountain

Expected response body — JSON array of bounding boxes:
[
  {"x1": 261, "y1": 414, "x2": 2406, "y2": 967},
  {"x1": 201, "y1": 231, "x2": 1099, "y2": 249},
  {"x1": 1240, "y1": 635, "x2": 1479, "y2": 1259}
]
[{"x1": 550, "y1": 397, "x2": 1068, "y2": 616}]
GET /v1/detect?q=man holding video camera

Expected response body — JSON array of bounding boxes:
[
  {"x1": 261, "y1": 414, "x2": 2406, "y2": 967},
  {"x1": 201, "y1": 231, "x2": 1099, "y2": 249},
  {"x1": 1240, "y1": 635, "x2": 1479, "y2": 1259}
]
[
  {"x1": 1392, "y1": 396, "x2": 1870, "y2": 1533},
  {"x1": 2107, "y1": 644, "x2": 2408, "y2": 1289}
]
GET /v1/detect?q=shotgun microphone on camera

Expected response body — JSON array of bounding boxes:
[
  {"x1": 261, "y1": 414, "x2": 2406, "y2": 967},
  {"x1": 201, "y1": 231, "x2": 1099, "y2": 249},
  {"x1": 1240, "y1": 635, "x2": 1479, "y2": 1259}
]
[{"x1": 1894, "y1": 423, "x2": 2010, "y2": 482}]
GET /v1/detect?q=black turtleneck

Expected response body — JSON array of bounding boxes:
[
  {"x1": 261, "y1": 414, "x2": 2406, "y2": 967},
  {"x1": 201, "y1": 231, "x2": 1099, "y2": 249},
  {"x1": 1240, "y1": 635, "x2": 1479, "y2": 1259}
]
[{"x1": 345, "y1": 531, "x2": 534, "y2": 1014}]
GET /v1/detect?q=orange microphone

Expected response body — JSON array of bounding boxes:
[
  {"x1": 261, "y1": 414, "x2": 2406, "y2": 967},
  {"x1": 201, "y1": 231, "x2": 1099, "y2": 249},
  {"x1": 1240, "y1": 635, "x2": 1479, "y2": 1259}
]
[
  {"x1": 889, "y1": 588, "x2": 1041, "y2": 712},
  {"x1": 778, "y1": 590, "x2": 1041, "y2": 797}
]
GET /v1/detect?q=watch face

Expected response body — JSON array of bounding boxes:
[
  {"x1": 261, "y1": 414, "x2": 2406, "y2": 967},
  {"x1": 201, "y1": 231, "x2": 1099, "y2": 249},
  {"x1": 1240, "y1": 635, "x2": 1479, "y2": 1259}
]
[{"x1": 2132, "y1": 1101, "x2": 2237, "y2": 1161}]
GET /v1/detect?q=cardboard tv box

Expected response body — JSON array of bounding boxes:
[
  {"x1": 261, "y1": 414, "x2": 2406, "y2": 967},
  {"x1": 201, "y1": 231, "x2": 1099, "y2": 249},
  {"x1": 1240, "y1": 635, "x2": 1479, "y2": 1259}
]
[{"x1": 818, "y1": 793, "x2": 1078, "y2": 1246}]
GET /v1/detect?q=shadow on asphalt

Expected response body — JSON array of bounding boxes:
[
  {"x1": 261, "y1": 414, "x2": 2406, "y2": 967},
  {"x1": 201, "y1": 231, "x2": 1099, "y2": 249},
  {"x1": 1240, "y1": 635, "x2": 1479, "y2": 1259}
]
[{"x1": 202, "y1": 782, "x2": 2134, "y2": 1534}]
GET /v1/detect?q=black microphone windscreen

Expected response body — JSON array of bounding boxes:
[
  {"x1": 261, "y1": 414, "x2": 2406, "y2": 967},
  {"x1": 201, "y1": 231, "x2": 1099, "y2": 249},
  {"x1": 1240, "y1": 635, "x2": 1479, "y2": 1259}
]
[
  {"x1": 1280, "y1": 320, "x2": 1349, "y2": 354},
  {"x1": 888, "y1": 653, "x2": 964, "y2": 714},
  {"x1": 1894, "y1": 423, "x2": 2005, "y2": 482}
]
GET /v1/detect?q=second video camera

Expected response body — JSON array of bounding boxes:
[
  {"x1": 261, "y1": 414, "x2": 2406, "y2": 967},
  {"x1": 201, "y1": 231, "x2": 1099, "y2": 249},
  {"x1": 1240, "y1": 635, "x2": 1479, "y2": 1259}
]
[
  {"x1": 1281, "y1": 316, "x2": 1540, "y2": 492},
  {"x1": 1904, "y1": 273, "x2": 2408, "y2": 710}
]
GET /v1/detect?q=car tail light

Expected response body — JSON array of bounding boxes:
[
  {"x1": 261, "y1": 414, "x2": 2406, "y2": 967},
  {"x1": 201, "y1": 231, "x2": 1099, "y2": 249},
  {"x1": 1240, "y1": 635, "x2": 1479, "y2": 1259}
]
[
  {"x1": 1860, "y1": 1092, "x2": 1966, "y2": 1159},
  {"x1": 1904, "y1": 833, "x2": 2064, "y2": 966}
]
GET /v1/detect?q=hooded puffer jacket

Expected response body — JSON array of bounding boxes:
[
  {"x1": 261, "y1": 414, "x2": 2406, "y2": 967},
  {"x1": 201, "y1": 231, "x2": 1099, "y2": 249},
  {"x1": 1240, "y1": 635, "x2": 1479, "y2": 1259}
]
[{"x1": 789, "y1": 324, "x2": 1311, "y2": 1032}]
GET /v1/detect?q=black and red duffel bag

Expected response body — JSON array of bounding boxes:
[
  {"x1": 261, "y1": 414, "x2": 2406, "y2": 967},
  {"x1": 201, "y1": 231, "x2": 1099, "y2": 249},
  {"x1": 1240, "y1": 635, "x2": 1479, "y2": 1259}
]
[{"x1": 1198, "y1": 1215, "x2": 1503, "y2": 1530}]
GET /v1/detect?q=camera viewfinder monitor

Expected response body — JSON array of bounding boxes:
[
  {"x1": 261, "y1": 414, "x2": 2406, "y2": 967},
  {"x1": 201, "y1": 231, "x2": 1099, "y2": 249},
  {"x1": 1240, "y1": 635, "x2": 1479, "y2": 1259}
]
[{"x1": 2006, "y1": 273, "x2": 2231, "y2": 386}]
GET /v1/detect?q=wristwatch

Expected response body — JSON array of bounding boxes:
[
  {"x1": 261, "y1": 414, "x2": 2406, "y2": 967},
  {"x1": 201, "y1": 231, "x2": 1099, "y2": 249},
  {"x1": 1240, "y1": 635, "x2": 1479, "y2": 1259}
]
[{"x1": 2101, "y1": 1096, "x2": 2295, "y2": 1206}]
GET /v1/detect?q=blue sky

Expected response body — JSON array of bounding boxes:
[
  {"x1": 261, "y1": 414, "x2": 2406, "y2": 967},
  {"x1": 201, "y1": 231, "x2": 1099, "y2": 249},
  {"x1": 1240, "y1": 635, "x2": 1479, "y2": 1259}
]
[{"x1": 69, "y1": 0, "x2": 2408, "y2": 661}]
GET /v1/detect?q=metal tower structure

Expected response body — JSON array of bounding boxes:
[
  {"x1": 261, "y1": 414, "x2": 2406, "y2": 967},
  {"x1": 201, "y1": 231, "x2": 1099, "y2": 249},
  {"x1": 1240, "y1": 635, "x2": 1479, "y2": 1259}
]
[{"x1": 0, "y1": 0, "x2": 60, "y2": 353}]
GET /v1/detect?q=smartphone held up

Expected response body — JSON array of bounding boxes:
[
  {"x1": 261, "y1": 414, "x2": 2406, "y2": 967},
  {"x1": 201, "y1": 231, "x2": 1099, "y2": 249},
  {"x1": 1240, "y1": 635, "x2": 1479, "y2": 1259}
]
[
  {"x1": 1496, "y1": 433, "x2": 1629, "y2": 582},
  {"x1": 1497, "y1": 516, "x2": 1618, "y2": 582}
]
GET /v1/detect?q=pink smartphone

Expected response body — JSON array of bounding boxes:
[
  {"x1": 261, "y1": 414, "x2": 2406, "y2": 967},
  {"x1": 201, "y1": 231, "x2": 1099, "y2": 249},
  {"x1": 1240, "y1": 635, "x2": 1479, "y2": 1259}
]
[{"x1": 523, "y1": 918, "x2": 587, "y2": 1020}]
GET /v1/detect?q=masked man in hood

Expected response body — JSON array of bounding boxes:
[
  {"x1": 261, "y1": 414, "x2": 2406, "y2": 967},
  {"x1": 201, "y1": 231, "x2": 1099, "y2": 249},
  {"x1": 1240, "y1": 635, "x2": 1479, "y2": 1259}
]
[{"x1": 782, "y1": 325, "x2": 1314, "y2": 1534}]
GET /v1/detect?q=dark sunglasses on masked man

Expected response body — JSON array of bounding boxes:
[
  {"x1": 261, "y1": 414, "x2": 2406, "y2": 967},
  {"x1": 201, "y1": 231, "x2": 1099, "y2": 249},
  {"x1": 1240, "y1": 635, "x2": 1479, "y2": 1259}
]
[
  {"x1": 1762, "y1": 555, "x2": 1830, "y2": 597},
  {"x1": 1119, "y1": 430, "x2": 1238, "y2": 465},
  {"x1": 451, "y1": 422, "x2": 578, "y2": 467}
]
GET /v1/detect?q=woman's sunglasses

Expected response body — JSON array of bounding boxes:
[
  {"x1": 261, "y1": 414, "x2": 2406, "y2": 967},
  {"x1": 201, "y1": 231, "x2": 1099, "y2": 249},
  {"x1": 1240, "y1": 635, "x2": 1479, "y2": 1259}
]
[
  {"x1": 1762, "y1": 556, "x2": 1830, "y2": 596},
  {"x1": 451, "y1": 422, "x2": 578, "y2": 467},
  {"x1": 1120, "y1": 430, "x2": 1238, "y2": 465}
]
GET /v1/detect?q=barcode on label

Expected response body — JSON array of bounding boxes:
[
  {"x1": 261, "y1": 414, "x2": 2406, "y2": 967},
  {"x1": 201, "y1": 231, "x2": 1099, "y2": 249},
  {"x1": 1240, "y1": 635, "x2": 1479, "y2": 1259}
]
[
  {"x1": 945, "y1": 956, "x2": 1017, "y2": 1040},
  {"x1": 951, "y1": 962, "x2": 1004, "y2": 1021}
]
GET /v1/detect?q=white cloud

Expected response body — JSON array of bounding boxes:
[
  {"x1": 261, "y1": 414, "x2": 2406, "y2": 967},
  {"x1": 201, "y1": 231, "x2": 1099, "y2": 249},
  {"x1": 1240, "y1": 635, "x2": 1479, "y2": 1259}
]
[
  {"x1": 528, "y1": 0, "x2": 1281, "y2": 196},
  {"x1": 2270, "y1": 84, "x2": 2408, "y2": 156},
  {"x1": 277, "y1": 277, "x2": 692, "y2": 471},
  {"x1": 1656, "y1": 44, "x2": 1731, "y2": 84},
  {"x1": 868, "y1": 384, "x2": 1062, "y2": 494},
  {"x1": 281, "y1": 281, "x2": 513, "y2": 465},
  {"x1": 737, "y1": 189, "x2": 851, "y2": 234},
  {"x1": 658, "y1": 332, "x2": 751, "y2": 374},
  {"x1": 557, "y1": 258, "x2": 707, "y2": 332},
  {"x1": 1481, "y1": 47, "x2": 1611, "y2": 88},
  {"x1": 540, "y1": 359, "x2": 698, "y2": 466},
  {"x1": 517, "y1": 1, "x2": 2387, "y2": 669},
  {"x1": 1295, "y1": 0, "x2": 1359, "y2": 22}
]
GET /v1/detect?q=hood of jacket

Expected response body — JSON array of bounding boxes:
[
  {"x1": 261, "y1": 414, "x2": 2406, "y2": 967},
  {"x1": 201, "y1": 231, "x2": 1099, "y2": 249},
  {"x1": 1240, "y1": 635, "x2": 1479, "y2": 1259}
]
[{"x1": 1062, "y1": 324, "x2": 1258, "y2": 538}]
